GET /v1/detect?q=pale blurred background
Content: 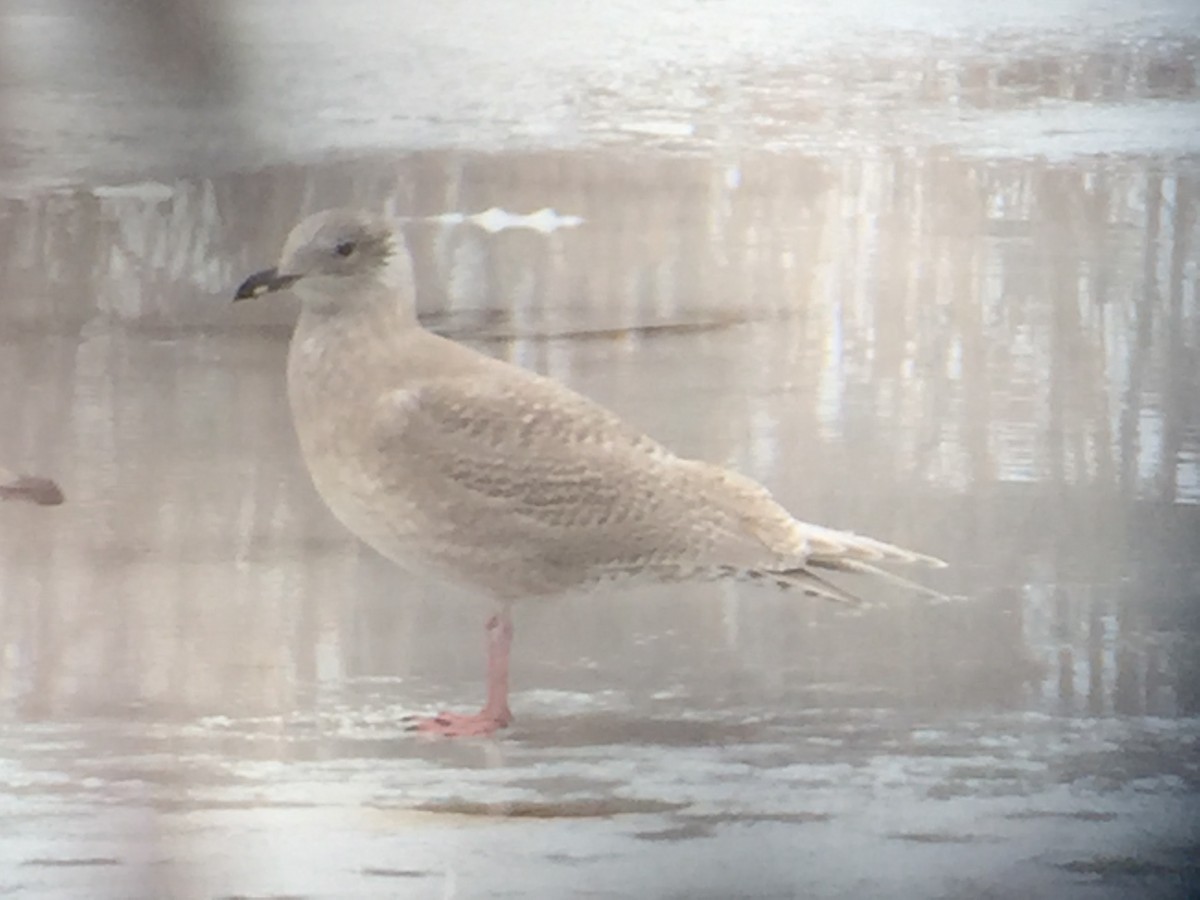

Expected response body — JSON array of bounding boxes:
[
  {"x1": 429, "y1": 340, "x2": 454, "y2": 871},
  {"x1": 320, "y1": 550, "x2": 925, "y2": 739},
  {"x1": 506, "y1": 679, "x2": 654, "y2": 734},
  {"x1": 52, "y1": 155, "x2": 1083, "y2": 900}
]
[{"x1": 0, "y1": 1, "x2": 1198, "y2": 897}]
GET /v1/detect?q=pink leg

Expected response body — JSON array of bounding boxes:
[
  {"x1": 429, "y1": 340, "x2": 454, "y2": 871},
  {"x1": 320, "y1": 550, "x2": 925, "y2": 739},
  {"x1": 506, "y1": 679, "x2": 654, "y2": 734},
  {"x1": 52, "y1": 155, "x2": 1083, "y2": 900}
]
[{"x1": 412, "y1": 608, "x2": 514, "y2": 737}]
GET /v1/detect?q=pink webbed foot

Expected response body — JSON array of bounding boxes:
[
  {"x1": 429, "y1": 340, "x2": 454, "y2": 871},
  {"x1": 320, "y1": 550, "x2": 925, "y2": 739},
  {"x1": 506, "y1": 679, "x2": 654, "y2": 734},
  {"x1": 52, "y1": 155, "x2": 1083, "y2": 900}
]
[
  {"x1": 409, "y1": 609, "x2": 515, "y2": 739},
  {"x1": 410, "y1": 707, "x2": 512, "y2": 738}
]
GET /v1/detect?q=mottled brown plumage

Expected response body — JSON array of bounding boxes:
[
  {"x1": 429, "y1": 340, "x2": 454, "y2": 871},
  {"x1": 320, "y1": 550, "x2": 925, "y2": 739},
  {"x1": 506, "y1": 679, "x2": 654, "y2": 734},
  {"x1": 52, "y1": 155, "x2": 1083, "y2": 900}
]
[{"x1": 234, "y1": 208, "x2": 945, "y2": 736}]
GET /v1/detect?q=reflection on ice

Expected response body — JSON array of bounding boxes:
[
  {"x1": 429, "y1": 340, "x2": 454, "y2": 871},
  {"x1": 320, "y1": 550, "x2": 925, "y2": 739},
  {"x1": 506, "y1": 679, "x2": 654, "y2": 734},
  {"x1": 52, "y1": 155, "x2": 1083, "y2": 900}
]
[
  {"x1": 424, "y1": 208, "x2": 586, "y2": 235},
  {"x1": 2, "y1": 698, "x2": 1195, "y2": 896}
]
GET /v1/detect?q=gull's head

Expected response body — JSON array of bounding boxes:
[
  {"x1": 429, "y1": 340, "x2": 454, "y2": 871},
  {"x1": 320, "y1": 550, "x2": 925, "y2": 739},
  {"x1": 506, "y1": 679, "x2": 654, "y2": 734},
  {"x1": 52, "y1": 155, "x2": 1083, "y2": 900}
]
[{"x1": 234, "y1": 209, "x2": 411, "y2": 312}]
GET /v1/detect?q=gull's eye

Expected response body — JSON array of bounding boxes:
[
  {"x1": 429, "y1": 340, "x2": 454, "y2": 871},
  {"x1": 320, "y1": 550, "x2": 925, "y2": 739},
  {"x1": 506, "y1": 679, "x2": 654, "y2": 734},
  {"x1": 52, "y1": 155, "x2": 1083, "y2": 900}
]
[{"x1": 334, "y1": 240, "x2": 357, "y2": 258}]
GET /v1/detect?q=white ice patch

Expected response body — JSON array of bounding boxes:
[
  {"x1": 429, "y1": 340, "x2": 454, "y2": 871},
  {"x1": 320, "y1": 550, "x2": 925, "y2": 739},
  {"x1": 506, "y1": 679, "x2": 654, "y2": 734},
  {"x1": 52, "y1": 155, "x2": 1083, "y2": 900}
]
[{"x1": 427, "y1": 207, "x2": 585, "y2": 234}]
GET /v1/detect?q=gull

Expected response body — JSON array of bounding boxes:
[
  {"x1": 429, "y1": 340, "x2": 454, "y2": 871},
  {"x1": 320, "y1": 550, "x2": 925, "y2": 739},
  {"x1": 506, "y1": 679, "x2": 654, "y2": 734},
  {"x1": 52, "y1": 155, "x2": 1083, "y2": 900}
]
[{"x1": 234, "y1": 209, "x2": 945, "y2": 737}]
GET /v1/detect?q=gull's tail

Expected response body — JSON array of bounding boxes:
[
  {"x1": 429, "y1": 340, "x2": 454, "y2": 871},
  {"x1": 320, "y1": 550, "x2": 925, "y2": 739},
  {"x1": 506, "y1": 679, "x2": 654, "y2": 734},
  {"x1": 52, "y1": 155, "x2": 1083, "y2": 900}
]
[{"x1": 747, "y1": 525, "x2": 948, "y2": 606}]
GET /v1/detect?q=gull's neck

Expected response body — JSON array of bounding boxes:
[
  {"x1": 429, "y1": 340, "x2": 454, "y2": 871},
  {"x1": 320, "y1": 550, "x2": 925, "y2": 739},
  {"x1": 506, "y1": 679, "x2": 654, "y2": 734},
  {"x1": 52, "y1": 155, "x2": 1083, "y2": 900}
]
[{"x1": 289, "y1": 260, "x2": 425, "y2": 401}]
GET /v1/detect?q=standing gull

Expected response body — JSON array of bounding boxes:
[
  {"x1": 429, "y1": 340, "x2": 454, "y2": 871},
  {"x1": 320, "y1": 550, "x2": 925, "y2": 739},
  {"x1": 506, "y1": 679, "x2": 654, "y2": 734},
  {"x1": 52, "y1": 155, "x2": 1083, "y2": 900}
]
[{"x1": 234, "y1": 209, "x2": 945, "y2": 737}]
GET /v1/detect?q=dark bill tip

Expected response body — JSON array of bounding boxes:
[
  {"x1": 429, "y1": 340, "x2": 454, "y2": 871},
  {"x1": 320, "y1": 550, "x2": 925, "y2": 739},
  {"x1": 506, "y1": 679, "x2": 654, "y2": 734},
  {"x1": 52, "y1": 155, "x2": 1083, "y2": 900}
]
[
  {"x1": 0, "y1": 475, "x2": 64, "y2": 506},
  {"x1": 233, "y1": 268, "x2": 301, "y2": 301}
]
